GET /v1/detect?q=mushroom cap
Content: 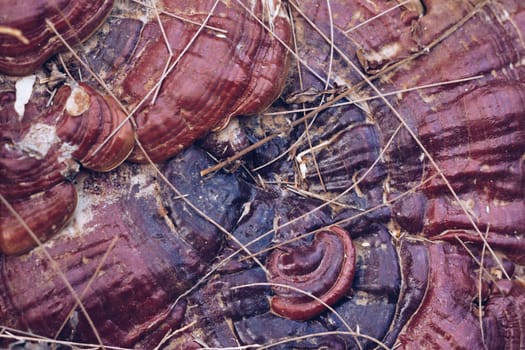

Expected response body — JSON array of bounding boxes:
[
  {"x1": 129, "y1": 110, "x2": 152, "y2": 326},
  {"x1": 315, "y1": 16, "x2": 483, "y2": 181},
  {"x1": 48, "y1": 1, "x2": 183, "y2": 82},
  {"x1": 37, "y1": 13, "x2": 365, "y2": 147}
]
[{"x1": 0, "y1": 0, "x2": 115, "y2": 75}]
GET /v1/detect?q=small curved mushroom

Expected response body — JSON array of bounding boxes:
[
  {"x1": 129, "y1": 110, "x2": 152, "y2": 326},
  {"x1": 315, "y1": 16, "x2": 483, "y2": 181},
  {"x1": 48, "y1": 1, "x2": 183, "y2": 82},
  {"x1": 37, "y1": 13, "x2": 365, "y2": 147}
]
[
  {"x1": 0, "y1": 0, "x2": 115, "y2": 75},
  {"x1": 55, "y1": 83, "x2": 135, "y2": 172},
  {"x1": 266, "y1": 226, "x2": 356, "y2": 320}
]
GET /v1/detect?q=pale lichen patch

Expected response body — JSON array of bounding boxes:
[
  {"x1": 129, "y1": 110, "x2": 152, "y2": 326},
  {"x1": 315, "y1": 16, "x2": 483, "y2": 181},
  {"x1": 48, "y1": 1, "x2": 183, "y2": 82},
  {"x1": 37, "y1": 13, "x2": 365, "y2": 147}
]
[{"x1": 65, "y1": 84, "x2": 91, "y2": 116}]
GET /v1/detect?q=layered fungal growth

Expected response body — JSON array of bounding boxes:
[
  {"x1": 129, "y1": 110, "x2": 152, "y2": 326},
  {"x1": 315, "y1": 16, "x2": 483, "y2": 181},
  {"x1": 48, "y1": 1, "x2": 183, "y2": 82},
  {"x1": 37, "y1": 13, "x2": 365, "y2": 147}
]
[
  {"x1": 77, "y1": 0, "x2": 292, "y2": 162},
  {"x1": 0, "y1": 0, "x2": 291, "y2": 254},
  {"x1": 393, "y1": 242, "x2": 525, "y2": 349},
  {"x1": 360, "y1": 0, "x2": 525, "y2": 256},
  {"x1": 54, "y1": 83, "x2": 135, "y2": 172},
  {"x1": 0, "y1": 83, "x2": 134, "y2": 254},
  {"x1": 273, "y1": 0, "x2": 525, "y2": 348},
  {"x1": 0, "y1": 148, "x2": 248, "y2": 347},
  {"x1": 0, "y1": 0, "x2": 115, "y2": 75},
  {"x1": 0, "y1": 90, "x2": 78, "y2": 254},
  {"x1": 0, "y1": 0, "x2": 525, "y2": 349}
]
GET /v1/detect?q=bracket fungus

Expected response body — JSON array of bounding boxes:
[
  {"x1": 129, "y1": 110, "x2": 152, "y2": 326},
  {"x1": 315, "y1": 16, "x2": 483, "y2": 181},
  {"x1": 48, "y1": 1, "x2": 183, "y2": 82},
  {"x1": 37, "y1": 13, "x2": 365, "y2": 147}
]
[
  {"x1": 0, "y1": 0, "x2": 524, "y2": 349},
  {"x1": 79, "y1": 0, "x2": 292, "y2": 162},
  {"x1": 0, "y1": 0, "x2": 115, "y2": 76},
  {"x1": 0, "y1": 0, "x2": 291, "y2": 254},
  {"x1": 0, "y1": 83, "x2": 134, "y2": 254}
]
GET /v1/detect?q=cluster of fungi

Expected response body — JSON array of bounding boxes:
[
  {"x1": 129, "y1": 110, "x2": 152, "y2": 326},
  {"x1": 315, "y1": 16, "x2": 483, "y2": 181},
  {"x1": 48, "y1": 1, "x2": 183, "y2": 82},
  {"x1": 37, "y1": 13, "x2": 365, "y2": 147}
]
[{"x1": 0, "y1": 0, "x2": 524, "y2": 349}]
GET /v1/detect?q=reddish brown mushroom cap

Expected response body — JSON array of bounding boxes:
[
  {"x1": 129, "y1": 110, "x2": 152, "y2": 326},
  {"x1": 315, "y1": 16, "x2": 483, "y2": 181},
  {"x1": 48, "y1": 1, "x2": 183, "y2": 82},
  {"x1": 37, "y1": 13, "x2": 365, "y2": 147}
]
[
  {"x1": 114, "y1": 0, "x2": 292, "y2": 162},
  {"x1": 55, "y1": 83, "x2": 135, "y2": 172},
  {"x1": 266, "y1": 226, "x2": 356, "y2": 320},
  {"x1": 0, "y1": 0, "x2": 115, "y2": 75},
  {"x1": 0, "y1": 91, "x2": 77, "y2": 255},
  {"x1": 0, "y1": 82, "x2": 134, "y2": 255},
  {"x1": 0, "y1": 182, "x2": 77, "y2": 255}
]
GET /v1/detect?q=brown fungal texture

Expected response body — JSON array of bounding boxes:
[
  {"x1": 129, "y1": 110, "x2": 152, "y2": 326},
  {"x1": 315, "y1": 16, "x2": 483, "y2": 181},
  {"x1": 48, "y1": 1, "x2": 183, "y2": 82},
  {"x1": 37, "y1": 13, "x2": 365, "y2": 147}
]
[
  {"x1": 0, "y1": 83, "x2": 134, "y2": 254},
  {"x1": 266, "y1": 226, "x2": 356, "y2": 320},
  {"x1": 0, "y1": 0, "x2": 525, "y2": 349},
  {"x1": 0, "y1": 0, "x2": 115, "y2": 75},
  {"x1": 287, "y1": 0, "x2": 525, "y2": 348},
  {"x1": 54, "y1": 83, "x2": 135, "y2": 172},
  {"x1": 0, "y1": 147, "x2": 249, "y2": 347},
  {"x1": 0, "y1": 91, "x2": 77, "y2": 255},
  {"x1": 82, "y1": 0, "x2": 292, "y2": 162},
  {"x1": 394, "y1": 242, "x2": 525, "y2": 349},
  {"x1": 483, "y1": 279, "x2": 525, "y2": 350},
  {"x1": 0, "y1": 0, "x2": 291, "y2": 254}
]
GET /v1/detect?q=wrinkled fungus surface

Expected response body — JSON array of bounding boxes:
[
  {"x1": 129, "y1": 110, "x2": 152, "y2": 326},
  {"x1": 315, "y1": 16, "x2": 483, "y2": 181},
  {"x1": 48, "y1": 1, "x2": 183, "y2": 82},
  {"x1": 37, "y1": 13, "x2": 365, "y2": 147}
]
[
  {"x1": 0, "y1": 0, "x2": 524, "y2": 349},
  {"x1": 0, "y1": 83, "x2": 134, "y2": 254},
  {"x1": 81, "y1": 0, "x2": 292, "y2": 162},
  {"x1": 0, "y1": 0, "x2": 115, "y2": 75}
]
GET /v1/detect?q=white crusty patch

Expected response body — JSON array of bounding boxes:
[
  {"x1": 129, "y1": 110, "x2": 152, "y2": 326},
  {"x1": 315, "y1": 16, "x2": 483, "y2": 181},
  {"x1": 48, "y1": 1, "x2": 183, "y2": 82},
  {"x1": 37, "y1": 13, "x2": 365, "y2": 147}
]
[
  {"x1": 65, "y1": 84, "x2": 91, "y2": 116},
  {"x1": 60, "y1": 193, "x2": 97, "y2": 239},
  {"x1": 57, "y1": 142, "x2": 79, "y2": 164},
  {"x1": 57, "y1": 142, "x2": 80, "y2": 178},
  {"x1": 366, "y1": 43, "x2": 402, "y2": 64},
  {"x1": 62, "y1": 165, "x2": 158, "y2": 239},
  {"x1": 212, "y1": 118, "x2": 246, "y2": 150},
  {"x1": 61, "y1": 173, "x2": 120, "y2": 239},
  {"x1": 14, "y1": 75, "x2": 36, "y2": 119},
  {"x1": 17, "y1": 122, "x2": 58, "y2": 159},
  {"x1": 130, "y1": 171, "x2": 157, "y2": 200}
]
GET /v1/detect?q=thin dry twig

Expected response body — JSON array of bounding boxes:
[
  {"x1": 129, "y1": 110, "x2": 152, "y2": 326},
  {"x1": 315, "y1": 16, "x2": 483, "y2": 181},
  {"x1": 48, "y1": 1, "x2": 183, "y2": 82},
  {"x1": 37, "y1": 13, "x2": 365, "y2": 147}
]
[
  {"x1": 0, "y1": 26, "x2": 29, "y2": 44},
  {"x1": 343, "y1": 0, "x2": 411, "y2": 34}
]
